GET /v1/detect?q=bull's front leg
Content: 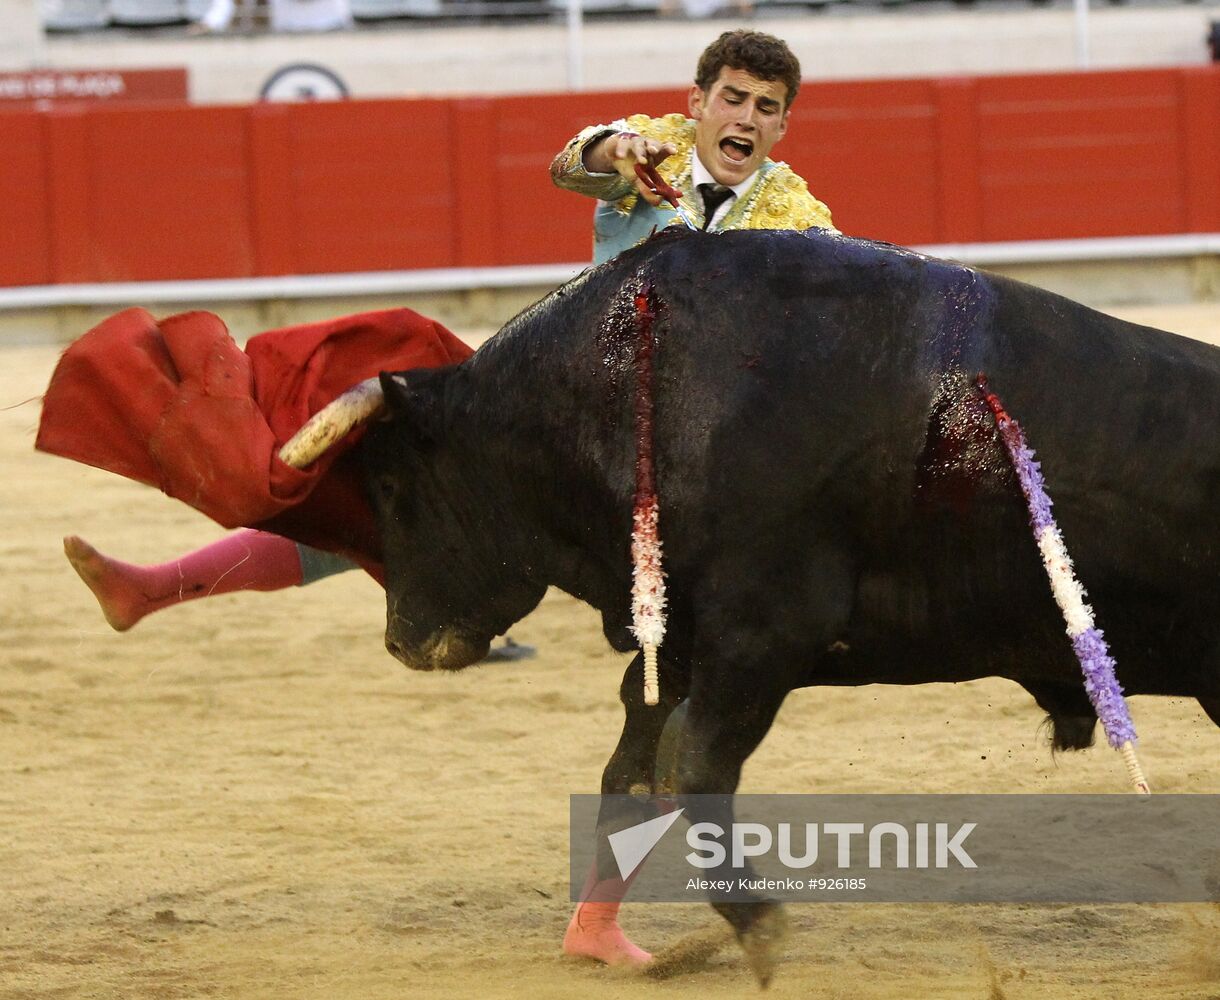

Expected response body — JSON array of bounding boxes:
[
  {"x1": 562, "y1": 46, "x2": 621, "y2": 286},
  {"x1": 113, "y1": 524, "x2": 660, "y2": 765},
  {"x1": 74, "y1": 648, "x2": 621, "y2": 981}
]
[{"x1": 563, "y1": 650, "x2": 688, "y2": 966}]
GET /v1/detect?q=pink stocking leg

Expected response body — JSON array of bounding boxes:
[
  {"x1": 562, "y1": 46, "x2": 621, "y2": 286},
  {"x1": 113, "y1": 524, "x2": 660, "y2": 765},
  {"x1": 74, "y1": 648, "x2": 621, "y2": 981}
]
[
  {"x1": 63, "y1": 529, "x2": 303, "y2": 631},
  {"x1": 563, "y1": 871, "x2": 652, "y2": 966}
]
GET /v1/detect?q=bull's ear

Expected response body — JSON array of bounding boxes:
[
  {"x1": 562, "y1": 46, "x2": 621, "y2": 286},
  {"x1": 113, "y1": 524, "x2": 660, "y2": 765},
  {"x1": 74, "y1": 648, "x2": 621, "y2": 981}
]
[
  {"x1": 378, "y1": 370, "x2": 444, "y2": 444},
  {"x1": 379, "y1": 371, "x2": 414, "y2": 413}
]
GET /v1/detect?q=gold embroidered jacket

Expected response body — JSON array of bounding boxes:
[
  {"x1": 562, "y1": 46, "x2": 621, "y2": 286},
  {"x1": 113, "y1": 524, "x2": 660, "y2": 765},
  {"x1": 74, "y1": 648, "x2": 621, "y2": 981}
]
[{"x1": 550, "y1": 112, "x2": 836, "y2": 264}]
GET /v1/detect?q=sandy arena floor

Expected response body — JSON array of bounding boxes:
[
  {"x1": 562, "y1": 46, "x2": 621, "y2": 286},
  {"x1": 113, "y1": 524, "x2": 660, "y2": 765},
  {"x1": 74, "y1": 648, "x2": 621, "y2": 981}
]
[{"x1": 2, "y1": 303, "x2": 1218, "y2": 1000}]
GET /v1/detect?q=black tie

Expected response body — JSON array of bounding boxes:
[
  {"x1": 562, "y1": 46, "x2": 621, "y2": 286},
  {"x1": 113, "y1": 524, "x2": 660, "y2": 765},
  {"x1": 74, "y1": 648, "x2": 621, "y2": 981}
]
[{"x1": 698, "y1": 184, "x2": 733, "y2": 230}]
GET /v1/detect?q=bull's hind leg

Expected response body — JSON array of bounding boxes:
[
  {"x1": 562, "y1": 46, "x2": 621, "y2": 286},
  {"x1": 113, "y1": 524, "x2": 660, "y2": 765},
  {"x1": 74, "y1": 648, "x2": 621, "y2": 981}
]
[
  {"x1": 670, "y1": 654, "x2": 794, "y2": 987},
  {"x1": 601, "y1": 651, "x2": 690, "y2": 798},
  {"x1": 564, "y1": 651, "x2": 688, "y2": 967},
  {"x1": 1199, "y1": 697, "x2": 1220, "y2": 729}
]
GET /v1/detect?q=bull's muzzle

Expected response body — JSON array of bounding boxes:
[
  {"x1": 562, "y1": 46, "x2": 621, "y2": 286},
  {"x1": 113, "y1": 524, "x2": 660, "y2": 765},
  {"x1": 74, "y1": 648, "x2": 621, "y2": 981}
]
[{"x1": 384, "y1": 622, "x2": 490, "y2": 672}]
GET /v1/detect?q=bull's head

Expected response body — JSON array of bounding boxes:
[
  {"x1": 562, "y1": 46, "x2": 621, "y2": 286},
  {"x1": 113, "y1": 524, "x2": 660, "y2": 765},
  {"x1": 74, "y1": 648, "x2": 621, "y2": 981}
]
[{"x1": 280, "y1": 369, "x2": 546, "y2": 672}]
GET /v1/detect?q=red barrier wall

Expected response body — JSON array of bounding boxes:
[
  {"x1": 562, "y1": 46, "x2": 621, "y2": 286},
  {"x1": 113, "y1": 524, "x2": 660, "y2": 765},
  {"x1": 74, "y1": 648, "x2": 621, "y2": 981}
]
[{"x1": 2, "y1": 66, "x2": 1216, "y2": 288}]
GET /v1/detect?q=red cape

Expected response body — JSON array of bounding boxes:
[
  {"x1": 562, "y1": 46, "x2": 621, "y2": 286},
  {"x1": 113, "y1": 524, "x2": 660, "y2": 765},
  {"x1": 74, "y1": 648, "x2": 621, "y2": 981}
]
[{"x1": 36, "y1": 307, "x2": 474, "y2": 578}]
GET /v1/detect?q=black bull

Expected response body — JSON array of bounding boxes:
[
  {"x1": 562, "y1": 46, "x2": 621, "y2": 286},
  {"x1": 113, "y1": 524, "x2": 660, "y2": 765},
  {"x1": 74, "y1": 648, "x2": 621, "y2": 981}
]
[{"x1": 360, "y1": 228, "x2": 1219, "y2": 972}]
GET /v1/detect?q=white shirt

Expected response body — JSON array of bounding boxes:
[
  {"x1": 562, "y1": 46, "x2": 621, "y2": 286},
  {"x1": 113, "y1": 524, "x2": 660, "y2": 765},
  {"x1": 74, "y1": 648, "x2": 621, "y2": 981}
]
[{"x1": 690, "y1": 151, "x2": 759, "y2": 230}]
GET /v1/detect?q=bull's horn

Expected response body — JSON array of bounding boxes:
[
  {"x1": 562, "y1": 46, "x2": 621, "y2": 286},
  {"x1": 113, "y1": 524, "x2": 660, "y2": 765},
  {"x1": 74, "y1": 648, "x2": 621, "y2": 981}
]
[{"x1": 277, "y1": 376, "x2": 385, "y2": 469}]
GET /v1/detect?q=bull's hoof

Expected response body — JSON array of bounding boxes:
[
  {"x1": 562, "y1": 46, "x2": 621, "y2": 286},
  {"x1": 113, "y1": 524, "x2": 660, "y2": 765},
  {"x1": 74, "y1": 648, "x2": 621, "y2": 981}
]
[
  {"x1": 737, "y1": 904, "x2": 788, "y2": 988},
  {"x1": 562, "y1": 905, "x2": 652, "y2": 967}
]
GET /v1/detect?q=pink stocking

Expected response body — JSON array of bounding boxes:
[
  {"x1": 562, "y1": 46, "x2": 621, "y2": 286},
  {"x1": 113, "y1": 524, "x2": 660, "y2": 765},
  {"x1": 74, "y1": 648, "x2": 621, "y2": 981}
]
[
  {"x1": 64, "y1": 529, "x2": 303, "y2": 631},
  {"x1": 563, "y1": 869, "x2": 652, "y2": 966}
]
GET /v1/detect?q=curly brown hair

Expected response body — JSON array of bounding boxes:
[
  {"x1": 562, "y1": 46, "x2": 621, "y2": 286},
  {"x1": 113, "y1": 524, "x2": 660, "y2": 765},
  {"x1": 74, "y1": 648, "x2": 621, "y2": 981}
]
[{"x1": 694, "y1": 30, "x2": 802, "y2": 109}]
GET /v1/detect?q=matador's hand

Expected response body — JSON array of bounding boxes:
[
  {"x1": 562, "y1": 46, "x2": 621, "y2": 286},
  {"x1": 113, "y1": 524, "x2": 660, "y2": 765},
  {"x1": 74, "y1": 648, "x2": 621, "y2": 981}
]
[{"x1": 604, "y1": 132, "x2": 678, "y2": 206}]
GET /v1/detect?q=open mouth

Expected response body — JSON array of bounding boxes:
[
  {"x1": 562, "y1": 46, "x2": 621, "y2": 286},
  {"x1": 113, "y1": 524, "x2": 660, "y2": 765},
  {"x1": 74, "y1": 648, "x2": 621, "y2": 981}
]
[{"x1": 720, "y1": 137, "x2": 754, "y2": 162}]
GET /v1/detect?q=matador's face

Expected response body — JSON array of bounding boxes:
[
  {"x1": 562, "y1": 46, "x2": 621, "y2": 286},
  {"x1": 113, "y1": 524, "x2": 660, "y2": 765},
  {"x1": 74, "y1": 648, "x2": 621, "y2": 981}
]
[{"x1": 689, "y1": 66, "x2": 790, "y2": 188}]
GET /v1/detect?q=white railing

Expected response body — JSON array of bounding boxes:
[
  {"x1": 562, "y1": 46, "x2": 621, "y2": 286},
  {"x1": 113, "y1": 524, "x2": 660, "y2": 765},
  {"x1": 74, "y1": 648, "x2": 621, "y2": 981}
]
[{"x1": 2, "y1": 233, "x2": 1216, "y2": 312}]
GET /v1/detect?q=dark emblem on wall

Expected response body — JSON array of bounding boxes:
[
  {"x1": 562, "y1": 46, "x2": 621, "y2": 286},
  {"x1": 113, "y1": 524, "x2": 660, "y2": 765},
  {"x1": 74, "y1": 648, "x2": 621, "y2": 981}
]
[{"x1": 259, "y1": 63, "x2": 349, "y2": 102}]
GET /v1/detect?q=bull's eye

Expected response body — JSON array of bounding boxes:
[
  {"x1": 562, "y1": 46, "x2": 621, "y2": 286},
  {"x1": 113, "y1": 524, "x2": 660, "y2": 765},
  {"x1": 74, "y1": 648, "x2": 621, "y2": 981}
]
[{"x1": 379, "y1": 478, "x2": 395, "y2": 500}]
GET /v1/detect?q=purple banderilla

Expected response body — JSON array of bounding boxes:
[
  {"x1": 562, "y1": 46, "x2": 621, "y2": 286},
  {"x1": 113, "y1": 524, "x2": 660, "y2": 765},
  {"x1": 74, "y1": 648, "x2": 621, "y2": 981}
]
[{"x1": 976, "y1": 374, "x2": 1139, "y2": 751}]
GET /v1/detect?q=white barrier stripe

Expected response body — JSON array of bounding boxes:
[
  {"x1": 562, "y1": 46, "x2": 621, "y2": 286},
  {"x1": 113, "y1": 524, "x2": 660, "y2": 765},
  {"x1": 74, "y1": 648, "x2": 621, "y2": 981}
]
[
  {"x1": 0, "y1": 263, "x2": 588, "y2": 311},
  {"x1": 2, "y1": 232, "x2": 1216, "y2": 312},
  {"x1": 919, "y1": 232, "x2": 1220, "y2": 267}
]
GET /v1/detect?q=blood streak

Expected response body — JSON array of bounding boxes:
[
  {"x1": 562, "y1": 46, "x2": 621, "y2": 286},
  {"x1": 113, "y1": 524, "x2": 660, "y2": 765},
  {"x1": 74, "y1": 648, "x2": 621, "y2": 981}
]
[{"x1": 633, "y1": 288, "x2": 657, "y2": 502}]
